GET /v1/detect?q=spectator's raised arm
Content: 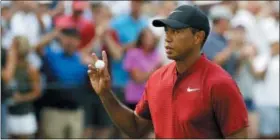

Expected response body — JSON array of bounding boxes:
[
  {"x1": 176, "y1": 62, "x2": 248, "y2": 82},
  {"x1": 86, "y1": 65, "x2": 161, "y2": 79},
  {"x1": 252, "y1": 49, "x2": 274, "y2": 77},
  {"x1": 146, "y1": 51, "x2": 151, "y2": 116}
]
[
  {"x1": 34, "y1": 29, "x2": 61, "y2": 55},
  {"x1": 103, "y1": 30, "x2": 123, "y2": 61}
]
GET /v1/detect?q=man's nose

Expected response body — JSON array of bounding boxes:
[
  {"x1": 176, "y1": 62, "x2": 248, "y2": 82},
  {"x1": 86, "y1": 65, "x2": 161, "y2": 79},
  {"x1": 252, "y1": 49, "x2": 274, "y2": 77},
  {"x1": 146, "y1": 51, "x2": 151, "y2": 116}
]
[
  {"x1": 165, "y1": 31, "x2": 173, "y2": 42},
  {"x1": 165, "y1": 35, "x2": 172, "y2": 43}
]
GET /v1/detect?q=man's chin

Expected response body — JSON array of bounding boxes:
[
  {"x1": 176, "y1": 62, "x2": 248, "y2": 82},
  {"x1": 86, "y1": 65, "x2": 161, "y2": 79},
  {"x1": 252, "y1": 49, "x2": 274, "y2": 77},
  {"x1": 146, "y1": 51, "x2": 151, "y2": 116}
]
[{"x1": 167, "y1": 55, "x2": 177, "y2": 61}]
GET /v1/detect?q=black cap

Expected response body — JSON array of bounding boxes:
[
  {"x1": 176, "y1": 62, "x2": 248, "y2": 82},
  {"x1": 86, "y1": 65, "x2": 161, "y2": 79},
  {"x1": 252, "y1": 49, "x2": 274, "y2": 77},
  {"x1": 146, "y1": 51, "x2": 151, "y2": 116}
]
[
  {"x1": 61, "y1": 28, "x2": 80, "y2": 39},
  {"x1": 152, "y1": 5, "x2": 210, "y2": 37}
]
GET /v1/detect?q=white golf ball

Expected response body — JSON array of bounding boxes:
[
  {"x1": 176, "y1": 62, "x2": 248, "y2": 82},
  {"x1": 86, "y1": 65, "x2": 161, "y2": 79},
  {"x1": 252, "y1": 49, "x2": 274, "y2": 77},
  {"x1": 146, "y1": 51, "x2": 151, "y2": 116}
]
[{"x1": 95, "y1": 60, "x2": 105, "y2": 69}]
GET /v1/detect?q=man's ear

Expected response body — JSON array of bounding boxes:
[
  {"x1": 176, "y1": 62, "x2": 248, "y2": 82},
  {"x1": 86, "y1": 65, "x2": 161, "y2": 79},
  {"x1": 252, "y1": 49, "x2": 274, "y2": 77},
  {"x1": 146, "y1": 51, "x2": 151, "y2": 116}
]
[{"x1": 195, "y1": 31, "x2": 205, "y2": 45}]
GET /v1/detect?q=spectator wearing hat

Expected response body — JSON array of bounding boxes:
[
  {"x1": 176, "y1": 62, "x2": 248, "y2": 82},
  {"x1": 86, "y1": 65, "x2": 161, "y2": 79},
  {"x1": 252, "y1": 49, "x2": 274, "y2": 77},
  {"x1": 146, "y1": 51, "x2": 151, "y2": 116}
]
[
  {"x1": 34, "y1": 21, "x2": 88, "y2": 138},
  {"x1": 55, "y1": 1, "x2": 94, "y2": 50}
]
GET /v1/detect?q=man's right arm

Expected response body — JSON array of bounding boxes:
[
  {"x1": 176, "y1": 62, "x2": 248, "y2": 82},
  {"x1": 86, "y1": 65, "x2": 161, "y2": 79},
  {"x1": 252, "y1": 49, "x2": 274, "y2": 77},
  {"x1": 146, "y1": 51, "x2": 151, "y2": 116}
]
[
  {"x1": 99, "y1": 90, "x2": 153, "y2": 138},
  {"x1": 34, "y1": 29, "x2": 60, "y2": 55},
  {"x1": 88, "y1": 51, "x2": 153, "y2": 138}
]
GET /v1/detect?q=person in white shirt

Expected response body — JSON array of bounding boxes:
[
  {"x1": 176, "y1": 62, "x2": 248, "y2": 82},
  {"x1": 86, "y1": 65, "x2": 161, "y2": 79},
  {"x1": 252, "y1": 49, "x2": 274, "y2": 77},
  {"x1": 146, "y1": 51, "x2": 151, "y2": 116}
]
[
  {"x1": 231, "y1": 4, "x2": 272, "y2": 131},
  {"x1": 10, "y1": 1, "x2": 44, "y2": 45},
  {"x1": 249, "y1": 33, "x2": 279, "y2": 139},
  {"x1": 258, "y1": 35, "x2": 279, "y2": 139},
  {"x1": 231, "y1": 1, "x2": 270, "y2": 56},
  {"x1": 37, "y1": 1, "x2": 53, "y2": 32},
  {"x1": 10, "y1": 1, "x2": 45, "y2": 70}
]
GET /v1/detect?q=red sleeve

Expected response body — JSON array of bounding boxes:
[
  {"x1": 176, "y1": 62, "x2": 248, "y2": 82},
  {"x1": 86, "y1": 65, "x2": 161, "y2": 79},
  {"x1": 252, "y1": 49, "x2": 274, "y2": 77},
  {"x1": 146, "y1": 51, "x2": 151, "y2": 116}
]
[
  {"x1": 211, "y1": 78, "x2": 249, "y2": 137},
  {"x1": 135, "y1": 81, "x2": 152, "y2": 120},
  {"x1": 79, "y1": 23, "x2": 95, "y2": 49}
]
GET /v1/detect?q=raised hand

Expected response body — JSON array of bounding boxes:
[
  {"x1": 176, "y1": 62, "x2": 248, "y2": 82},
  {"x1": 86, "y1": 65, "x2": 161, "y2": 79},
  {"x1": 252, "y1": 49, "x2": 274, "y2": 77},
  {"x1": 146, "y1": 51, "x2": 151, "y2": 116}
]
[{"x1": 87, "y1": 51, "x2": 111, "y2": 95}]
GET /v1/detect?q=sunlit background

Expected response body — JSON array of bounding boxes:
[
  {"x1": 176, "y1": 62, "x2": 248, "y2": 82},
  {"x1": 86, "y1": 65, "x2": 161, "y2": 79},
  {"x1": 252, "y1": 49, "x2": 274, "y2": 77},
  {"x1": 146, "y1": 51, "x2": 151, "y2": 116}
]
[{"x1": 1, "y1": 0, "x2": 279, "y2": 139}]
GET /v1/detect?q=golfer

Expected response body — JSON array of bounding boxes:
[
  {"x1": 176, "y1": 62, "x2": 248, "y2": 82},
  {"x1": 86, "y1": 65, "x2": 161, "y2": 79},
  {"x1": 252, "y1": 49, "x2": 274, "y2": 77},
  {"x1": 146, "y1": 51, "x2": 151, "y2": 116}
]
[{"x1": 87, "y1": 5, "x2": 248, "y2": 139}]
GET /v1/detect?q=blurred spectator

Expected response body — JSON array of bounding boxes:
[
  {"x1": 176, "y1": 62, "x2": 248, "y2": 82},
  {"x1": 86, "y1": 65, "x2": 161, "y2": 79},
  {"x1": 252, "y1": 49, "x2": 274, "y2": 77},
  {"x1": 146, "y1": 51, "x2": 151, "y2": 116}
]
[
  {"x1": 1, "y1": 2, "x2": 15, "y2": 50},
  {"x1": 110, "y1": 0, "x2": 148, "y2": 101},
  {"x1": 55, "y1": 1, "x2": 94, "y2": 49},
  {"x1": 202, "y1": 5, "x2": 240, "y2": 77},
  {"x1": 1, "y1": 24, "x2": 13, "y2": 138},
  {"x1": 1, "y1": 1, "x2": 279, "y2": 139},
  {"x1": 231, "y1": 26, "x2": 259, "y2": 138},
  {"x1": 249, "y1": 33, "x2": 279, "y2": 139},
  {"x1": 232, "y1": 1, "x2": 279, "y2": 138},
  {"x1": 10, "y1": 1, "x2": 45, "y2": 45},
  {"x1": 231, "y1": 1, "x2": 270, "y2": 56},
  {"x1": 101, "y1": 1, "x2": 131, "y2": 17},
  {"x1": 123, "y1": 28, "x2": 161, "y2": 110},
  {"x1": 122, "y1": 28, "x2": 161, "y2": 138},
  {"x1": 108, "y1": 1, "x2": 148, "y2": 138},
  {"x1": 37, "y1": 1, "x2": 53, "y2": 32},
  {"x1": 79, "y1": 3, "x2": 123, "y2": 138},
  {"x1": 35, "y1": 27, "x2": 87, "y2": 138},
  {"x1": 9, "y1": 1, "x2": 44, "y2": 70},
  {"x1": 47, "y1": 1, "x2": 65, "y2": 21},
  {"x1": 1, "y1": 46, "x2": 8, "y2": 138},
  {"x1": 1, "y1": 6, "x2": 13, "y2": 137},
  {"x1": 149, "y1": 1, "x2": 177, "y2": 65},
  {"x1": 259, "y1": 1, "x2": 279, "y2": 43},
  {"x1": 3, "y1": 36, "x2": 41, "y2": 139}
]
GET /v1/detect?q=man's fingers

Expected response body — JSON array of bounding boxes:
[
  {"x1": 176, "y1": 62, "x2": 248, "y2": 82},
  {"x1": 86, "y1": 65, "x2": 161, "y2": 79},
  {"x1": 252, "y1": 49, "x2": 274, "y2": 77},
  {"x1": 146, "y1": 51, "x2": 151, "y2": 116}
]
[
  {"x1": 101, "y1": 51, "x2": 111, "y2": 76},
  {"x1": 91, "y1": 53, "x2": 99, "y2": 64},
  {"x1": 88, "y1": 64, "x2": 97, "y2": 76},
  {"x1": 102, "y1": 51, "x2": 108, "y2": 68}
]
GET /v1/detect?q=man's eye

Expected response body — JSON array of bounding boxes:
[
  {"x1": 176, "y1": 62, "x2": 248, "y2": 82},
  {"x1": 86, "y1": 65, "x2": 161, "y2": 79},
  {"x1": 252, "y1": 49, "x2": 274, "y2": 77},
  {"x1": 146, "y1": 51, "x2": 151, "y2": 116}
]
[{"x1": 174, "y1": 30, "x2": 180, "y2": 33}]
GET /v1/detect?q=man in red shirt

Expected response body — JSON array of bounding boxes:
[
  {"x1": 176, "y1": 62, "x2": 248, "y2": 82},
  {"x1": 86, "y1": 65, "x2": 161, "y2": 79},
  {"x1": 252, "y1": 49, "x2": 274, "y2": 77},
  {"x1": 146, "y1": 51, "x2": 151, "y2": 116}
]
[
  {"x1": 55, "y1": 1, "x2": 94, "y2": 49},
  {"x1": 87, "y1": 5, "x2": 248, "y2": 138}
]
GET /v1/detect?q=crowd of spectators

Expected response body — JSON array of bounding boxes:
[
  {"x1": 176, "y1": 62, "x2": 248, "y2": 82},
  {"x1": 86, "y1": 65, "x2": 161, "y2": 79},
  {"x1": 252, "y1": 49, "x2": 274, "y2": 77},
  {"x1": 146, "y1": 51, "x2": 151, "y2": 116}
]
[{"x1": 1, "y1": 1, "x2": 279, "y2": 139}]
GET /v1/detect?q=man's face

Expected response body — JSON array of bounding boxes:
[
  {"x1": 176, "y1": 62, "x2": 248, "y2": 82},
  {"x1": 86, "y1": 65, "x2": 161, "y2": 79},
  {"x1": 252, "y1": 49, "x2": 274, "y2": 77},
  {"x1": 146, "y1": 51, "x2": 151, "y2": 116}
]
[
  {"x1": 164, "y1": 27, "x2": 204, "y2": 61},
  {"x1": 93, "y1": 6, "x2": 110, "y2": 24},
  {"x1": 18, "y1": 1, "x2": 36, "y2": 12},
  {"x1": 131, "y1": 1, "x2": 143, "y2": 16},
  {"x1": 39, "y1": 4, "x2": 50, "y2": 13},
  {"x1": 1, "y1": 7, "x2": 10, "y2": 20},
  {"x1": 59, "y1": 34, "x2": 80, "y2": 54},
  {"x1": 227, "y1": 27, "x2": 245, "y2": 44},
  {"x1": 73, "y1": 10, "x2": 83, "y2": 18},
  {"x1": 247, "y1": 1, "x2": 261, "y2": 15},
  {"x1": 219, "y1": 19, "x2": 230, "y2": 34}
]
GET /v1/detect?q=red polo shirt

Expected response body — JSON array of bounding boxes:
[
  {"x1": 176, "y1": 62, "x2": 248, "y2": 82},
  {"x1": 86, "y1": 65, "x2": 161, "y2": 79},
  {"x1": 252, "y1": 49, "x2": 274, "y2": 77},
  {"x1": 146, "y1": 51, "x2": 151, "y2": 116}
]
[{"x1": 135, "y1": 54, "x2": 248, "y2": 138}]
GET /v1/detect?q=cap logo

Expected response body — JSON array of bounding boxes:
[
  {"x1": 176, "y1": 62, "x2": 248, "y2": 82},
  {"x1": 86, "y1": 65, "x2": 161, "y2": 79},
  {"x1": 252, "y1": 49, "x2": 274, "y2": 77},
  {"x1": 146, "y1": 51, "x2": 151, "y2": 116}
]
[{"x1": 170, "y1": 10, "x2": 183, "y2": 15}]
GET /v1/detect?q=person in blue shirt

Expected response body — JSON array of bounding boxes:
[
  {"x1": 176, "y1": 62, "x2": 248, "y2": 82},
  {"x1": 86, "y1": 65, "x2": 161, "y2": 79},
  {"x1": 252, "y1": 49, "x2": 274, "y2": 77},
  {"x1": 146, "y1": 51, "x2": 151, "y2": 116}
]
[
  {"x1": 34, "y1": 27, "x2": 88, "y2": 138},
  {"x1": 109, "y1": 1, "x2": 148, "y2": 101},
  {"x1": 202, "y1": 5, "x2": 238, "y2": 77},
  {"x1": 108, "y1": 1, "x2": 148, "y2": 138}
]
